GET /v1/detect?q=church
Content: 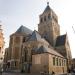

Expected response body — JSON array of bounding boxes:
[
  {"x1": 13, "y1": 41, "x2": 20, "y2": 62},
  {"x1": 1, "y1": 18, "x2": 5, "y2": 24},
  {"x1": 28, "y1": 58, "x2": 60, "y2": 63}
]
[{"x1": 4, "y1": 3, "x2": 72, "y2": 74}]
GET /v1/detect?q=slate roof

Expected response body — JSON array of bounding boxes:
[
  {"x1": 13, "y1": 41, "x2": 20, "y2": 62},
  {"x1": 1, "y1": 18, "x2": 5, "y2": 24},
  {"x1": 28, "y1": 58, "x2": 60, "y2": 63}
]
[
  {"x1": 15, "y1": 25, "x2": 32, "y2": 34},
  {"x1": 35, "y1": 46, "x2": 49, "y2": 53},
  {"x1": 43, "y1": 5, "x2": 51, "y2": 13},
  {"x1": 29, "y1": 30, "x2": 41, "y2": 41},
  {"x1": 55, "y1": 34, "x2": 66, "y2": 46},
  {"x1": 33, "y1": 45, "x2": 64, "y2": 57}
]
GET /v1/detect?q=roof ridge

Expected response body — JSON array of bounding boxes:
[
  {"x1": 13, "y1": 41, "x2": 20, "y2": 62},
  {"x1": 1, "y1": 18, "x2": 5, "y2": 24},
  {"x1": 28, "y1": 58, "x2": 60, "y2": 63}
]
[
  {"x1": 28, "y1": 30, "x2": 41, "y2": 41},
  {"x1": 15, "y1": 25, "x2": 32, "y2": 34}
]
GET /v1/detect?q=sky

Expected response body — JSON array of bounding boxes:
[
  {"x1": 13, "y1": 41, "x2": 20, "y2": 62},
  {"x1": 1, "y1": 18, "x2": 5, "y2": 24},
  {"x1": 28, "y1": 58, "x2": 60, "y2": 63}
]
[{"x1": 0, "y1": 0, "x2": 75, "y2": 58}]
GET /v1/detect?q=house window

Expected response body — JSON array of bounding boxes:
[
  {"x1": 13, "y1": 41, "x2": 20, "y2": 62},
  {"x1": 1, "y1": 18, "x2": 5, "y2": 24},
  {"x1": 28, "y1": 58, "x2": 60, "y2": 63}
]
[
  {"x1": 53, "y1": 57, "x2": 55, "y2": 66},
  {"x1": 56, "y1": 58, "x2": 58, "y2": 66},
  {"x1": 59, "y1": 59, "x2": 61, "y2": 66}
]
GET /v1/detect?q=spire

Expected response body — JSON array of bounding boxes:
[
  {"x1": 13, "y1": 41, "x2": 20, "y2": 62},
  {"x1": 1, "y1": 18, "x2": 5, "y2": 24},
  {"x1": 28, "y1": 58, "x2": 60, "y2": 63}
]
[{"x1": 43, "y1": 2, "x2": 51, "y2": 13}]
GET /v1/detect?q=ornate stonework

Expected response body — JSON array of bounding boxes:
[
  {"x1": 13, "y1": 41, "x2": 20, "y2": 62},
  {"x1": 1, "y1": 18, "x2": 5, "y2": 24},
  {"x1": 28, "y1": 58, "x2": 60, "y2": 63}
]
[{"x1": 4, "y1": 3, "x2": 72, "y2": 74}]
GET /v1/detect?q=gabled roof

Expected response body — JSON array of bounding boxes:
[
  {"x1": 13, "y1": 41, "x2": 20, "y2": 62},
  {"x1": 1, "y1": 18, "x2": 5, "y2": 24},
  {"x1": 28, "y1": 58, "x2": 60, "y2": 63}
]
[
  {"x1": 43, "y1": 4, "x2": 51, "y2": 13},
  {"x1": 55, "y1": 34, "x2": 66, "y2": 46},
  {"x1": 33, "y1": 45, "x2": 64, "y2": 57},
  {"x1": 15, "y1": 25, "x2": 32, "y2": 34},
  {"x1": 29, "y1": 30, "x2": 41, "y2": 41}
]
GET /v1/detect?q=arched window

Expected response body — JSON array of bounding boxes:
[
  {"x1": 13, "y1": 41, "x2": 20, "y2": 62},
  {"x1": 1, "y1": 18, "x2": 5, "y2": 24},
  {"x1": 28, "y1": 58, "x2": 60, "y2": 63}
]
[
  {"x1": 44, "y1": 16, "x2": 46, "y2": 21},
  {"x1": 53, "y1": 57, "x2": 55, "y2": 66},
  {"x1": 23, "y1": 37, "x2": 26, "y2": 43},
  {"x1": 48, "y1": 14, "x2": 50, "y2": 19},
  {"x1": 56, "y1": 58, "x2": 58, "y2": 66},
  {"x1": 59, "y1": 59, "x2": 61, "y2": 66},
  {"x1": 15, "y1": 36, "x2": 20, "y2": 44},
  {"x1": 24, "y1": 47, "x2": 28, "y2": 62}
]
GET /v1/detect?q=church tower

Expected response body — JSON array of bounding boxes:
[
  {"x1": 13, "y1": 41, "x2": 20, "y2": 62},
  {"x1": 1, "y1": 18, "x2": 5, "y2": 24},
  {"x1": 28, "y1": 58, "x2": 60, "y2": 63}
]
[{"x1": 38, "y1": 2, "x2": 60, "y2": 46}]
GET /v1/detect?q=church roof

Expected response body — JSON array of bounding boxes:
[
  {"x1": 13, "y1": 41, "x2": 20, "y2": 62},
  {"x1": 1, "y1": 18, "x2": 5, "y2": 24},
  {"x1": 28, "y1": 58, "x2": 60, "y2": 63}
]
[
  {"x1": 43, "y1": 3, "x2": 51, "y2": 13},
  {"x1": 55, "y1": 34, "x2": 66, "y2": 46},
  {"x1": 43, "y1": 5, "x2": 51, "y2": 13},
  {"x1": 15, "y1": 25, "x2": 32, "y2": 34},
  {"x1": 29, "y1": 30, "x2": 41, "y2": 41},
  {"x1": 35, "y1": 46, "x2": 49, "y2": 53},
  {"x1": 33, "y1": 45, "x2": 64, "y2": 57}
]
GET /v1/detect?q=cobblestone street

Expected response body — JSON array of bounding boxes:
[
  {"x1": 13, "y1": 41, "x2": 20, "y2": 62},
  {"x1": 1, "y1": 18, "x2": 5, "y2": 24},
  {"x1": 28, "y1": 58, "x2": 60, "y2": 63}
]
[{"x1": 0, "y1": 72, "x2": 75, "y2": 75}]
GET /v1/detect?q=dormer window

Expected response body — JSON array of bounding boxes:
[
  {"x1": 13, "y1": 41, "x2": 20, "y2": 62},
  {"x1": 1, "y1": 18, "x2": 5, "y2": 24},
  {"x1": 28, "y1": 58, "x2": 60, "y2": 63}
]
[{"x1": 44, "y1": 16, "x2": 46, "y2": 21}]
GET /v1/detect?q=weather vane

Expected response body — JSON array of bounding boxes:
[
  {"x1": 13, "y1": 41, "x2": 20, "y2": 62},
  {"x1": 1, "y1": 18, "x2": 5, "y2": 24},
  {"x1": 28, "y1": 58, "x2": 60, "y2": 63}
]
[{"x1": 46, "y1": 0, "x2": 49, "y2": 5}]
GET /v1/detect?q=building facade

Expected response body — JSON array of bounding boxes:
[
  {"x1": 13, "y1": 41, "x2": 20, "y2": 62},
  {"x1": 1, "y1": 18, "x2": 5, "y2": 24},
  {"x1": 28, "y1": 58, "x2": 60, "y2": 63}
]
[
  {"x1": 4, "y1": 3, "x2": 72, "y2": 74},
  {"x1": 0, "y1": 25, "x2": 4, "y2": 71}
]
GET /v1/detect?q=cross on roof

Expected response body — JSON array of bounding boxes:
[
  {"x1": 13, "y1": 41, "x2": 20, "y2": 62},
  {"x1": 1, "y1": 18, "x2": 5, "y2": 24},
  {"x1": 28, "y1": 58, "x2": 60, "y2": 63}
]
[{"x1": 47, "y1": 2, "x2": 49, "y2": 6}]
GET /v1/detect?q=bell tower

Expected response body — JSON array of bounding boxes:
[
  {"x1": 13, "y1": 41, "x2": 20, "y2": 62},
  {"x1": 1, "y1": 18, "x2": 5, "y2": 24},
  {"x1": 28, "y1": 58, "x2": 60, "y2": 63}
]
[{"x1": 38, "y1": 2, "x2": 60, "y2": 46}]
